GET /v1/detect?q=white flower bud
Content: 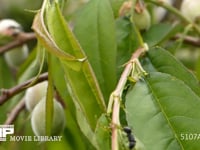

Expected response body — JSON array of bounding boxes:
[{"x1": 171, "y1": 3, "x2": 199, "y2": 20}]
[
  {"x1": 181, "y1": 0, "x2": 200, "y2": 22},
  {"x1": 25, "y1": 81, "x2": 48, "y2": 111},
  {"x1": 31, "y1": 97, "x2": 66, "y2": 136},
  {"x1": 4, "y1": 45, "x2": 28, "y2": 69},
  {"x1": 0, "y1": 19, "x2": 28, "y2": 69}
]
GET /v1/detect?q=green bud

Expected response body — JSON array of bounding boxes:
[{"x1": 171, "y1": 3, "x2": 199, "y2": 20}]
[{"x1": 131, "y1": 8, "x2": 151, "y2": 30}]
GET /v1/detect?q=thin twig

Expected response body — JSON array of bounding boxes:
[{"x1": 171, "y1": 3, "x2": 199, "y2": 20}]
[
  {"x1": 0, "y1": 72, "x2": 48, "y2": 105},
  {"x1": 110, "y1": 46, "x2": 147, "y2": 150},
  {"x1": 146, "y1": 0, "x2": 200, "y2": 34},
  {"x1": 172, "y1": 34, "x2": 200, "y2": 47},
  {"x1": 4, "y1": 98, "x2": 25, "y2": 125},
  {"x1": 0, "y1": 32, "x2": 36, "y2": 54}
]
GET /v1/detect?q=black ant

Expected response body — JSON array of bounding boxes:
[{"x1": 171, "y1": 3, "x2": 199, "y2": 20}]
[{"x1": 123, "y1": 126, "x2": 136, "y2": 149}]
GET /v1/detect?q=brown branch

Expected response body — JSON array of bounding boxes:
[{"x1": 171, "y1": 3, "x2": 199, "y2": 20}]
[
  {"x1": 0, "y1": 32, "x2": 36, "y2": 54},
  {"x1": 110, "y1": 46, "x2": 147, "y2": 150},
  {"x1": 0, "y1": 72, "x2": 48, "y2": 105},
  {"x1": 172, "y1": 34, "x2": 200, "y2": 47},
  {"x1": 4, "y1": 98, "x2": 25, "y2": 125}
]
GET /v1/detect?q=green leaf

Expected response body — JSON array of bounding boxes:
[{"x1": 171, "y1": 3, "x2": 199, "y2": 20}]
[
  {"x1": 50, "y1": 55, "x2": 75, "y2": 118},
  {"x1": 45, "y1": 54, "x2": 54, "y2": 136},
  {"x1": 115, "y1": 17, "x2": 142, "y2": 77},
  {"x1": 50, "y1": 55, "x2": 91, "y2": 150},
  {"x1": 126, "y1": 72, "x2": 200, "y2": 150},
  {"x1": 34, "y1": 0, "x2": 106, "y2": 138},
  {"x1": 95, "y1": 114, "x2": 110, "y2": 150},
  {"x1": 32, "y1": 10, "x2": 78, "y2": 64},
  {"x1": 143, "y1": 47, "x2": 200, "y2": 96},
  {"x1": 73, "y1": 0, "x2": 117, "y2": 101},
  {"x1": 17, "y1": 47, "x2": 41, "y2": 83},
  {"x1": 142, "y1": 23, "x2": 178, "y2": 47},
  {"x1": 116, "y1": 17, "x2": 136, "y2": 66},
  {"x1": 109, "y1": 0, "x2": 124, "y2": 18},
  {"x1": 74, "y1": 99, "x2": 98, "y2": 149},
  {"x1": 195, "y1": 56, "x2": 200, "y2": 81},
  {"x1": 54, "y1": 0, "x2": 66, "y2": 10}
]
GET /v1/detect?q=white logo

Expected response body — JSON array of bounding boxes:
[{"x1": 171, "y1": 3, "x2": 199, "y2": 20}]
[
  {"x1": 0, "y1": 125, "x2": 14, "y2": 141},
  {"x1": 0, "y1": 125, "x2": 62, "y2": 142}
]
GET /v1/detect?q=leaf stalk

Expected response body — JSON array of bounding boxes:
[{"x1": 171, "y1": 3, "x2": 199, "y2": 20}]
[{"x1": 108, "y1": 44, "x2": 148, "y2": 150}]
